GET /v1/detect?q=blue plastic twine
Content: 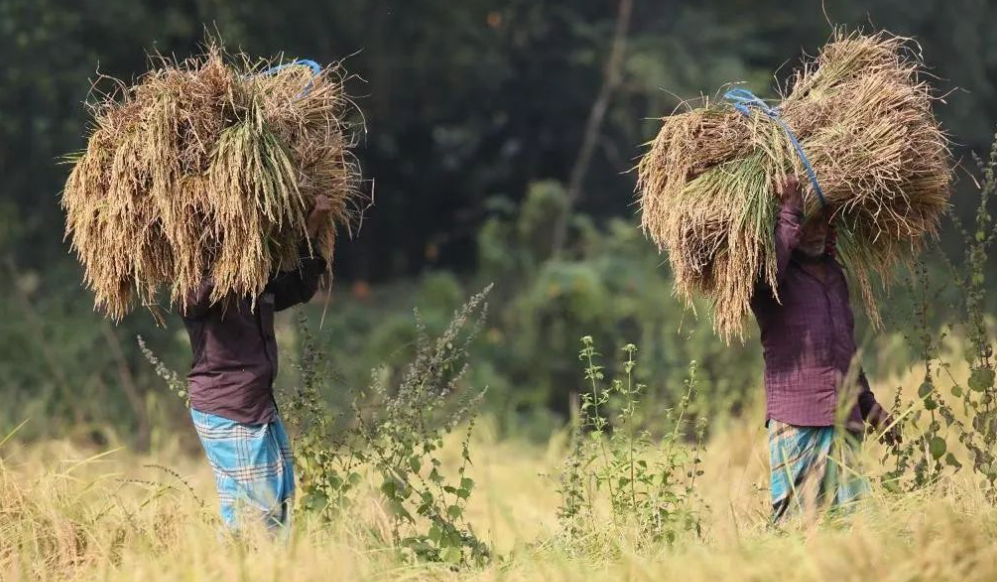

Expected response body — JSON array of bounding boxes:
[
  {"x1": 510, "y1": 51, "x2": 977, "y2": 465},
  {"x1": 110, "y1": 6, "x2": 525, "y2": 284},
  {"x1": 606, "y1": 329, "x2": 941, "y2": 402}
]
[
  {"x1": 258, "y1": 58, "x2": 322, "y2": 99},
  {"x1": 723, "y1": 88, "x2": 827, "y2": 208}
]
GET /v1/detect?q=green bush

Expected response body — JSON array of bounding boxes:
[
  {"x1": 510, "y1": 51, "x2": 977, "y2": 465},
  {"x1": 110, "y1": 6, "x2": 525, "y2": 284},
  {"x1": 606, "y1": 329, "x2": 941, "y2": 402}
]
[
  {"x1": 884, "y1": 130, "x2": 997, "y2": 498},
  {"x1": 555, "y1": 336, "x2": 706, "y2": 550},
  {"x1": 286, "y1": 289, "x2": 492, "y2": 566}
]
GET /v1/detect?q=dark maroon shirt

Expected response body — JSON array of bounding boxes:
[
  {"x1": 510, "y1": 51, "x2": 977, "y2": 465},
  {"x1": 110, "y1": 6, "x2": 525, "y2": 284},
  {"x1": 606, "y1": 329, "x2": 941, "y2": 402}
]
[
  {"x1": 751, "y1": 202, "x2": 881, "y2": 429},
  {"x1": 181, "y1": 248, "x2": 326, "y2": 424}
]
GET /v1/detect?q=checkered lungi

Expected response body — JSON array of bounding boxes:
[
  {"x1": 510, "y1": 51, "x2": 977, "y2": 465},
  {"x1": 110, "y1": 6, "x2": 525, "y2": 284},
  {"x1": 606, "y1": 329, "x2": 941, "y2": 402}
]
[
  {"x1": 191, "y1": 408, "x2": 295, "y2": 531},
  {"x1": 768, "y1": 419, "x2": 869, "y2": 522}
]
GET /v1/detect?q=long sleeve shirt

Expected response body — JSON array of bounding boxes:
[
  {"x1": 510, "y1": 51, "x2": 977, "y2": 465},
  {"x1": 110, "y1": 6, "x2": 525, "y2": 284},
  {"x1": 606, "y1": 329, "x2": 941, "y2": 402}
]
[
  {"x1": 750, "y1": 202, "x2": 881, "y2": 429},
  {"x1": 181, "y1": 245, "x2": 326, "y2": 424}
]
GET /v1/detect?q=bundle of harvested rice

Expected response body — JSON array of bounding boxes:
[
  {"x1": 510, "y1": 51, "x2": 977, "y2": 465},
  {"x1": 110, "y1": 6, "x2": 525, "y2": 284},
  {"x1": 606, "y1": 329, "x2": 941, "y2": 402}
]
[
  {"x1": 63, "y1": 42, "x2": 363, "y2": 320},
  {"x1": 637, "y1": 31, "x2": 951, "y2": 341}
]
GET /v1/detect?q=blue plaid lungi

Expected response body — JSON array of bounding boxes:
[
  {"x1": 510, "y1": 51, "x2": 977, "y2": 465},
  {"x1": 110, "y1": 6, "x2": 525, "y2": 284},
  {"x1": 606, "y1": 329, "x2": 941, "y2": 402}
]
[
  {"x1": 191, "y1": 408, "x2": 295, "y2": 531},
  {"x1": 768, "y1": 419, "x2": 869, "y2": 522}
]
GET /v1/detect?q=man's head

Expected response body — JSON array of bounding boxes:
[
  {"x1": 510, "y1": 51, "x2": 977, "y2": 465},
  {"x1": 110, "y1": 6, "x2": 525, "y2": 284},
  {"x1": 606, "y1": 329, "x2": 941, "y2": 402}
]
[{"x1": 797, "y1": 208, "x2": 832, "y2": 258}]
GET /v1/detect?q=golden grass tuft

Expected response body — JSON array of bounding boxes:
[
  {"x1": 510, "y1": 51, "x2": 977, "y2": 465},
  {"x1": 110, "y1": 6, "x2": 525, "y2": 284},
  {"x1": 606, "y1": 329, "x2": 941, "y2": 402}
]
[
  {"x1": 4, "y1": 403, "x2": 997, "y2": 581},
  {"x1": 636, "y1": 31, "x2": 952, "y2": 341},
  {"x1": 62, "y1": 41, "x2": 363, "y2": 319}
]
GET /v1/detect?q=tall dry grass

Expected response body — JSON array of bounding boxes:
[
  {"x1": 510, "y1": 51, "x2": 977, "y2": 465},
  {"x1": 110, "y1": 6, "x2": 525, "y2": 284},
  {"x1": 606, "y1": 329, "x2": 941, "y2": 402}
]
[{"x1": 3, "y1": 360, "x2": 996, "y2": 582}]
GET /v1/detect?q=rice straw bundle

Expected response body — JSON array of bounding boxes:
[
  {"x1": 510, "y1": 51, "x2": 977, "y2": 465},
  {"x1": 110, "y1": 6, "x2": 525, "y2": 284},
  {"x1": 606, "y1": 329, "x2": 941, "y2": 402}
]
[
  {"x1": 636, "y1": 31, "x2": 952, "y2": 341},
  {"x1": 62, "y1": 42, "x2": 363, "y2": 320}
]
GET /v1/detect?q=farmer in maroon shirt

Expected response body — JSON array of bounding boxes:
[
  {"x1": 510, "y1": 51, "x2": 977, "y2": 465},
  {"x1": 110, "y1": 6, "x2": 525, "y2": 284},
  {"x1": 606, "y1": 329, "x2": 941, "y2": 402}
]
[
  {"x1": 752, "y1": 176, "x2": 897, "y2": 522},
  {"x1": 182, "y1": 195, "x2": 334, "y2": 532}
]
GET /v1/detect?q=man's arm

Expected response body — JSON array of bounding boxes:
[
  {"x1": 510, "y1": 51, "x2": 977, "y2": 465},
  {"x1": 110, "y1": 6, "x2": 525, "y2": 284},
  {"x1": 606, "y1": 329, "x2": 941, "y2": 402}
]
[
  {"x1": 856, "y1": 369, "x2": 900, "y2": 444},
  {"x1": 774, "y1": 202, "x2": 803, "y2": 286},
  {"x1": 759, "y1": 176, "x2": 803, "y2": 295},
  {"x1": 181, "y1": 275, "x2": 215, "y2": 319},
  {"x1": 267, "y1": 193, "x2": 334, "y2": 312},
  {"x1": 267, "y1": 243, "x2": 327, "y2": 312},
  {"x1": 856, "y1": 370, "x2": 878, "y2": 417}
]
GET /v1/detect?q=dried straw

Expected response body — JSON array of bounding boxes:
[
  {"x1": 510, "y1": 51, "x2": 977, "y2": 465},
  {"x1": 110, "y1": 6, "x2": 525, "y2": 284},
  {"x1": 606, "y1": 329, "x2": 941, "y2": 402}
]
[
  {"x1": 636, "y1": 31, "x2": 952, "y2": 341},
  {"x1": 63, "y1": 41, "x2": 363, "y2": 319}
]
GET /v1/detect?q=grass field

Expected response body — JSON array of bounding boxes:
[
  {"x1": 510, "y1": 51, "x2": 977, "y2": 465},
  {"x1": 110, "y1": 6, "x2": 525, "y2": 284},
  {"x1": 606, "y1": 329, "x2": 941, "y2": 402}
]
[{"x1": 4, "y1": 359, "x2": 997, "y2": 582}]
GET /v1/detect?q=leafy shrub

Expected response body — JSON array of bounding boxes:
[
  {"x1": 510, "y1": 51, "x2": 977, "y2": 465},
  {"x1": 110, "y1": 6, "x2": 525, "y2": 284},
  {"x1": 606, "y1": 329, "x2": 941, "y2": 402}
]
[
  {"x1": 285, "y1": 288, "x2": 493, "y2": 566},
  {"x1": 885, "y1": 130, "x2": 997, "y2": 498},
  {"x1": 555, "y1": 336, "x2": 706, "y2": 550}
]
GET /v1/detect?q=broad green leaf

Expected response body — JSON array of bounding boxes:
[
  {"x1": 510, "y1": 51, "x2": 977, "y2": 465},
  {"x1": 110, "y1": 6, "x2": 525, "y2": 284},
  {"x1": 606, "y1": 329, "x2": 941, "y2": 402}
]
[
  {"x1": 929, "y1": 436, "x2": 947, "y2": 460},
  {"x1": 389, "y1": 500, "x2": 413, "y2": 522},
  {"x1": 969, "y1": 367, "x2": 995, "y2": 392},
  {"x1": 440, "y1": 546, "x2": 462, "y2": 564}
]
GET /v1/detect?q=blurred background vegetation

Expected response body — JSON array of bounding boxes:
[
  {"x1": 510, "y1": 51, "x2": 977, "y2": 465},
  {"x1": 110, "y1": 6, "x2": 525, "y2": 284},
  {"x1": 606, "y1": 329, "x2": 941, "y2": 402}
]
[{"x1": 2, "y1": 0, "x2": 996, "y2": 449}]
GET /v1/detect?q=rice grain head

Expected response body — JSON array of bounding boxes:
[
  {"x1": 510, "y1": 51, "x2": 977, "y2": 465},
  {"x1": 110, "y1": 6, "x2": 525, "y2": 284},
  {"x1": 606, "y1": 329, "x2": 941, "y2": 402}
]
[
  {"x1": 636, "y1": 30, "x2": 952, "y2": 341},
  {"x1": 62, "y1": 40, "x2": 363, "y2": 319}
]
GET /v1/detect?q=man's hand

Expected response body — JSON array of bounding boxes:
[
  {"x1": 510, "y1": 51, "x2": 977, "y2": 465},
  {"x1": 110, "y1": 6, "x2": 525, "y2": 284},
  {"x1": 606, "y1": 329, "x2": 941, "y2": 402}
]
[
  {"x1": 777, "y1": 175, "x2": 803, "y2": 210},
  {"x1": 306, "y1": 195, "x2": 334, "y2": 237},
  {"x1": 868, "y1": 405, "x2": 902, "y2": 446}
]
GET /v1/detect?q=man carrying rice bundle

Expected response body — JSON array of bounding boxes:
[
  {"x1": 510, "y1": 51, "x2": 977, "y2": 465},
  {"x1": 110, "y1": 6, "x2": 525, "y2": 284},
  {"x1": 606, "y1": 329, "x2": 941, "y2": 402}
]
[
  {"x1": 62, "y1": 45, "x2": 363, "y2": 534},
  {"x1": 636, "y1": 31, "x2": 949, "y2": 521},
  {"x1": 636, "y1": 31, "x2": 952, "y2": 342},
  {"x1": 182, "y1": 195, "x2": 334, "y2": 533},
  {"x1": 755, "y1": 175, "x2": 898, "y2": 522}
]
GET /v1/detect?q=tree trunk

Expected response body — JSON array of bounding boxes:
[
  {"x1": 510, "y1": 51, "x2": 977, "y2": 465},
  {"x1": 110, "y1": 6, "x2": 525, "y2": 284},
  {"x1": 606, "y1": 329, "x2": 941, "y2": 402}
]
[{"x1": 550, "y1": 0, "x2": 634, "y2": 257}]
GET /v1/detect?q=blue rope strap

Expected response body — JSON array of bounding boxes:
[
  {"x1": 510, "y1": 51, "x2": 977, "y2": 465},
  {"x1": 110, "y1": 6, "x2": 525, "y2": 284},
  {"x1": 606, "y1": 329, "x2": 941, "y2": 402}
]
[
  {"x1": 259, "y1": 59, "x2": 322, "y2": 99},
  {"x1": 723, "y1": 88, "x2": 828, "y2": 208}
]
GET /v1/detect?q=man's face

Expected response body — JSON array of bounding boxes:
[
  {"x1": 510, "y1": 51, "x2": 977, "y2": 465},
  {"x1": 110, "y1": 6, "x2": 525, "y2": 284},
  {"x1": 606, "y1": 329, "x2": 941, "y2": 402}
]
[{"x1": 798, "y1": 213, "x2": 830, "y2": 258}]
